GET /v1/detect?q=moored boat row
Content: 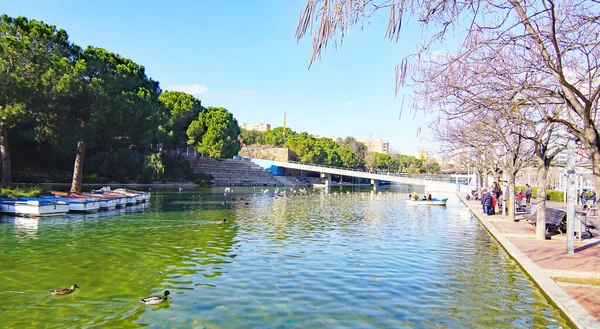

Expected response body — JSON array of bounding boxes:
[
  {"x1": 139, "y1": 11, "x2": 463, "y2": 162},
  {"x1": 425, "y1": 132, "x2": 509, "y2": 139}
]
[{"x1": 0, "y1": 187, "x2": 150, "y2": 217}]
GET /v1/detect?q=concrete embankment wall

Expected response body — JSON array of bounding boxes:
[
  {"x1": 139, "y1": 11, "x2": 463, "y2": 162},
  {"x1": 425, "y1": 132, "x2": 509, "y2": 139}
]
[{"x1": 456, "y1": 192, "x2": 598, "y2": 329}]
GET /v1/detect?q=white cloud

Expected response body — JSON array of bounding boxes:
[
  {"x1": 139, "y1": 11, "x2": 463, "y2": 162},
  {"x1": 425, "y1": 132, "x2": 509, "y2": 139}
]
[
  {"x1": 168, "y1": 84, "x2": 208, "y2": 97},
  {"x1": 344, "y1": 101, "x2": 357, "y2": 106}
]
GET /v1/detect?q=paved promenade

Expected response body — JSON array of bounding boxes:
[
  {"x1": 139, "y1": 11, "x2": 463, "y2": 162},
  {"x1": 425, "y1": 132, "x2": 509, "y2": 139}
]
[{"x1": 456, "y1": 193, "x2": 600, "y2": 329}]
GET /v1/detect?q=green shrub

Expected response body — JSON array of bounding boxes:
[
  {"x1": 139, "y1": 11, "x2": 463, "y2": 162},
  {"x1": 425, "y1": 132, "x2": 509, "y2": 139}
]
[
  {"x1": 49, "y1": 171, "x2": 72, "y2": 183},
  {"x1": 83, "y1": 172, "x2": 109, "y2": 184},
  {"x1": 546, "y1": 190, "x2": 564, "y2": 202},
  {"x1": 162, "y1": 153, "x2": 193, "y2": 181},
  {"x1": 144, "y1": 153, "x2": 164, "y2": 181},
  {"x1": 515, "y1": 185, "x2": 564, "y2": 202},
  {"x1": 135, "y1": 174, "x2": 152, "y2": 184},
  {"x1": 1, "y1": 186, "x2": 43, "y2": 198},
  {"x1": 13, "y1": 172, "x2": 38, "y2": 183}
]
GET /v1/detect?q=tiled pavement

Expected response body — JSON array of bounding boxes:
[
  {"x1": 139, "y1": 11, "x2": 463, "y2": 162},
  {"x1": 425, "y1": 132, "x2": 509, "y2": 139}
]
[{"x1": 458, "y1": 194, "x2": 600, "y2": 328}]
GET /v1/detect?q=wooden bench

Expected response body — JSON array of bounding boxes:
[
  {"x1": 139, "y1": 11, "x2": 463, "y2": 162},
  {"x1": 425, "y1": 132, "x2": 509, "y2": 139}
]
[{"x1": 526, "y1": 208, "x2": 566, "y2": 234}]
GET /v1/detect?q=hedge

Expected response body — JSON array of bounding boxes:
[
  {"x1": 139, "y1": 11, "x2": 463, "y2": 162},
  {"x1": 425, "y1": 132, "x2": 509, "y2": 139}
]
[
  {"x1": 546, "y1": 190, "x2": 564, "y2": 202},
  {"x1": 515, "y1": 185, "x2": 564, "y2": 202}
]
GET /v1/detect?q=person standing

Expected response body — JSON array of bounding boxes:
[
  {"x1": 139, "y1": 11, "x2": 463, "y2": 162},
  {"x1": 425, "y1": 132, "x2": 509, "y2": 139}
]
[
  {"x1": 492, "y1": 182, "x2": 502, "y2": 213},
  {"x1": 480, "y1": 188, "x2": 488, "y2": 214},
  {"x1": 581, "y1": 190, "x2": 588, "y2": 208},
  {"x1": 481, "y1": 189, "x2": 493, "y2": 215},
  {"x1": 525, "y1": 184, "x2": 532, "y2": 204}
]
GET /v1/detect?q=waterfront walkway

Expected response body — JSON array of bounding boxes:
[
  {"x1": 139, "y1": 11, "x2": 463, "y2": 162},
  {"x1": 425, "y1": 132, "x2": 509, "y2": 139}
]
[{"x1": 457, "y1": 194, "x2": 600, "y2": 329}]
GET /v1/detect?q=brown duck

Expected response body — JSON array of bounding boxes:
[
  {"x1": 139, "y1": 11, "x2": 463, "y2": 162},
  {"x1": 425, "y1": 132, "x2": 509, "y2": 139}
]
[{"x1": 50, "y1": 284, "x2": 80, "y2": 295}]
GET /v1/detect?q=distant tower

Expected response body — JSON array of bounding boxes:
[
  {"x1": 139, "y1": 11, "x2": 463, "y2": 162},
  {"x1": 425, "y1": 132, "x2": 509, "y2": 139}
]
[{"x1": 283, "y1": 111, "x2": 287, "y2": 136}]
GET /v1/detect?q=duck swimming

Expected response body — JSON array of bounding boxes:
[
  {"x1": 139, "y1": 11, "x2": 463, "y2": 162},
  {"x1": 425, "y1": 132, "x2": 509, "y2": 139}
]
[
  {"x1": 140, "y1": 290, "x2": 172, "y2": 305},
  {"x1": 50, "y1": 284, "x2": 79, "y2": 295},
  {"x1": 215, "y1": 218, "x2": 227, "y2": 224}
]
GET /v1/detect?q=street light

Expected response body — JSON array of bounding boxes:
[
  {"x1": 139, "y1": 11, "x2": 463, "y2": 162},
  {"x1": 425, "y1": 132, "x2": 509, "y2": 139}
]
[{"x1": 566, "y1": 136, "x2": 579, "y2": 254}]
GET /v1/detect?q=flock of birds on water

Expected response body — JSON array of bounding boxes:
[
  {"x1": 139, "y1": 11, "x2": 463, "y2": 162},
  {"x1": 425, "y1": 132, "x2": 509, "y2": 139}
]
[{"x1": 49, "y1": 284, "x2": 172, "y2": 305}]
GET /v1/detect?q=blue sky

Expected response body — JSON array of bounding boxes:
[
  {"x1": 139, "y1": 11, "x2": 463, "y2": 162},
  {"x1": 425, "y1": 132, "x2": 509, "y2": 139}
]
[{"x1": 3, "y1": 0, "x2": 440, "y2": 155}]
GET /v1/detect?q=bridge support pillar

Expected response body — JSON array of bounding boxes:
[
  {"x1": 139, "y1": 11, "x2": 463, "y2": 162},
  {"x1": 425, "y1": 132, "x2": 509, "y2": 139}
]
[
  {"x1": 323, "y1": 173, "x2": 331, "y2": 188},
  {"x1": 371, "y1": 179, "x2": 378, "y2": 191}
]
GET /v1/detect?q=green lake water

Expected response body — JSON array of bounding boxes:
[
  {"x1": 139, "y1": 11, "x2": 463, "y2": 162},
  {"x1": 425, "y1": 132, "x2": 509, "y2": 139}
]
[{"x1": 0, "y1": 187, "x2": 572, "y2": 328}]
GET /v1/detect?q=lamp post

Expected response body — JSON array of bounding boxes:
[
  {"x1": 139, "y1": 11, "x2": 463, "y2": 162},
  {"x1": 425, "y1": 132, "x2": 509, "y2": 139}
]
[{"x1": 566, "y1": 136, "x2": 576, "y2": 254}]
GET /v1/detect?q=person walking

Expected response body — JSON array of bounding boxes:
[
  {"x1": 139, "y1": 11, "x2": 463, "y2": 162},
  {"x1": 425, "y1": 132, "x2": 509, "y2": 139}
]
[{"x1": 525, "y1": 184, "x2": 532, "y2": 204}]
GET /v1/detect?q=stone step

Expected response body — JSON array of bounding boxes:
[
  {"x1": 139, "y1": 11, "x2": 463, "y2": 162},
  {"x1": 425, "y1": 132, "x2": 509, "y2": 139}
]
[{"x1": 182, "y1": 155, "x2": 286, "y2": 186}]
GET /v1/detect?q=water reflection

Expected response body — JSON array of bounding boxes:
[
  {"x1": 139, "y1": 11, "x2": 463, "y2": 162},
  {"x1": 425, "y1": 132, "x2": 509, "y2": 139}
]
[
  {"x1": 0, "y1": 188, "x2": 573, "y2": 328},
  {"x1": 13, "y1": 217, "x2": 39, "y2": 239}
]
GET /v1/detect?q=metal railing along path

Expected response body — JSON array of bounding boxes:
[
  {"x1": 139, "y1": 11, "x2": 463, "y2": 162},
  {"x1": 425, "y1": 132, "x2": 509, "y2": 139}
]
[{"x1": 255, "y1": 159, "x2": 470, "y2": 193}]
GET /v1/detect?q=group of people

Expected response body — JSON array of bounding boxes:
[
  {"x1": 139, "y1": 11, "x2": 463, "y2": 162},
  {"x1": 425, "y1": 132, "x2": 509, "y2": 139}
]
[
  {"x1": 409, "y1": 192, "x2": 432, "y2": 201},
  {"x1": 480, "y1": 182, "x2": 504, "y2": 215},
  {"x1": 481, "y1": 182, "x2": 532, "y2": 216},
  {"x1": 516, "y1": 184, "x2": 532, "y2": 204}
]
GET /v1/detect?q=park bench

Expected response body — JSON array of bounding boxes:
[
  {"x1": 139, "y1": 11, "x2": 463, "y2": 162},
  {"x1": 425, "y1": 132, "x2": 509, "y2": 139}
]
[
  {"x1": 526, "y1": 208, "x2": 598, "y2": 238},
  {"x1": 526, "y1": 208, "x2": 566, "y2": 234}
]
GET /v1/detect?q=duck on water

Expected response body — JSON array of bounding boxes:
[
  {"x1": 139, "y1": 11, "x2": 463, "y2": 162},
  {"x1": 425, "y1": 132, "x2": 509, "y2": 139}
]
[
  {"x1": 140, "y1": 290, "x2": 172, "y2": 305},
  {"x1": 50, "y1": 284, "x2": 79, "y2": 295}
]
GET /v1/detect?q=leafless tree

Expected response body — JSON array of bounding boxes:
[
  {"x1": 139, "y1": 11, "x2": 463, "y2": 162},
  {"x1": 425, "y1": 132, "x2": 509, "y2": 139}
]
[
  {"x1": 296, "y1": 0, "x2": 600, "y2": 191},
  {"x1": 422, "y1": 36, "x2": 569, "y2": 237},
  {"x1": 431, "y1": 107, "x2": 534, "y2": 221}
]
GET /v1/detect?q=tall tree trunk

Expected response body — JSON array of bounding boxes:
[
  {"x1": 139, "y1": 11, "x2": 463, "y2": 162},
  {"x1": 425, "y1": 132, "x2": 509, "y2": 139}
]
[
  {"x1": 535, "y1": 163, "x2": 549, "y2": 240},
  {"x1": 582, "y1": 126, "x2": 600, "y2": 200},
  {"x1": 70, "y1": 140, "x2": 85, "y2": 193},
  {"x1": 476, "y1": 169, "x2": 484, "y2": 196},
  {"x1": 590, "y1": 149, "x2": 600, "y2": 195},
  {"x1": 508, "y1": 175, "x2": 516, "y2": 222},
  {"x1": 0, "y1": 124, "x2": 11, "y2": 187}
]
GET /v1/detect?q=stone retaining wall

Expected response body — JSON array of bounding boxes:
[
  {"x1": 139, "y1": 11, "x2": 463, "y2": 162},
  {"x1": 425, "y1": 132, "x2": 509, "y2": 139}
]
[{"x1": 238, "y1": 145, "x2": 290, "y2": 162}]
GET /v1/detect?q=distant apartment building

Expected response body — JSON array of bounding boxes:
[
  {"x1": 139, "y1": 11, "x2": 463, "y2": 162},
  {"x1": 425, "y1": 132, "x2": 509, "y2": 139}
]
[
  {"x1": 359, "y1": 139, "x2": 390, "y2": 154},
  {"x1": 240, "y1": 122, "x2": 271, "y2": 132}
]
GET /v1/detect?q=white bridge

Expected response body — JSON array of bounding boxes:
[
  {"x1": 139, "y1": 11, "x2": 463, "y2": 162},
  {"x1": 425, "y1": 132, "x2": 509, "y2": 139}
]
[{"x1": 248, "y1": 158, "x2": 470, "y2": 193}]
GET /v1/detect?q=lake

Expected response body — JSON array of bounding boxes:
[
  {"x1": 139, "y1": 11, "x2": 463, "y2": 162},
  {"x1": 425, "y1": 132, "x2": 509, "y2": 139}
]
[{"x1": 0, "y1": 187, "x2": 572, "y2": 328}]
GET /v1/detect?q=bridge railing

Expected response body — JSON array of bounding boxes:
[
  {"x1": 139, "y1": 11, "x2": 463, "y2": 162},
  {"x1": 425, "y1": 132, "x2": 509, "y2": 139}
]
[{"x1": 278, "y1": 160, "x2": 470, "y2": 185}]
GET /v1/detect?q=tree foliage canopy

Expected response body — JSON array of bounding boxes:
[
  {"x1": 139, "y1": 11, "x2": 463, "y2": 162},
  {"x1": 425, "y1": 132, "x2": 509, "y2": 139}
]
[
  {"x1": 158, "y1": 91, "x2": 203, "y2": 149},
  {"x1": 0, "y1": 14, "x2": 73, "y2": 185},
  {"x1": 1, "y1": 14, "x2": 243, "y2": 187},
  {"x1": 187, "y1": 106, "x2": 241, "y2": 159},
  {"x1": 264, "y1": 126, "x2": 295, "y2": 146},
  {"x1": 240, "y1": 128, "x2": 267, "y2": 145}
]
